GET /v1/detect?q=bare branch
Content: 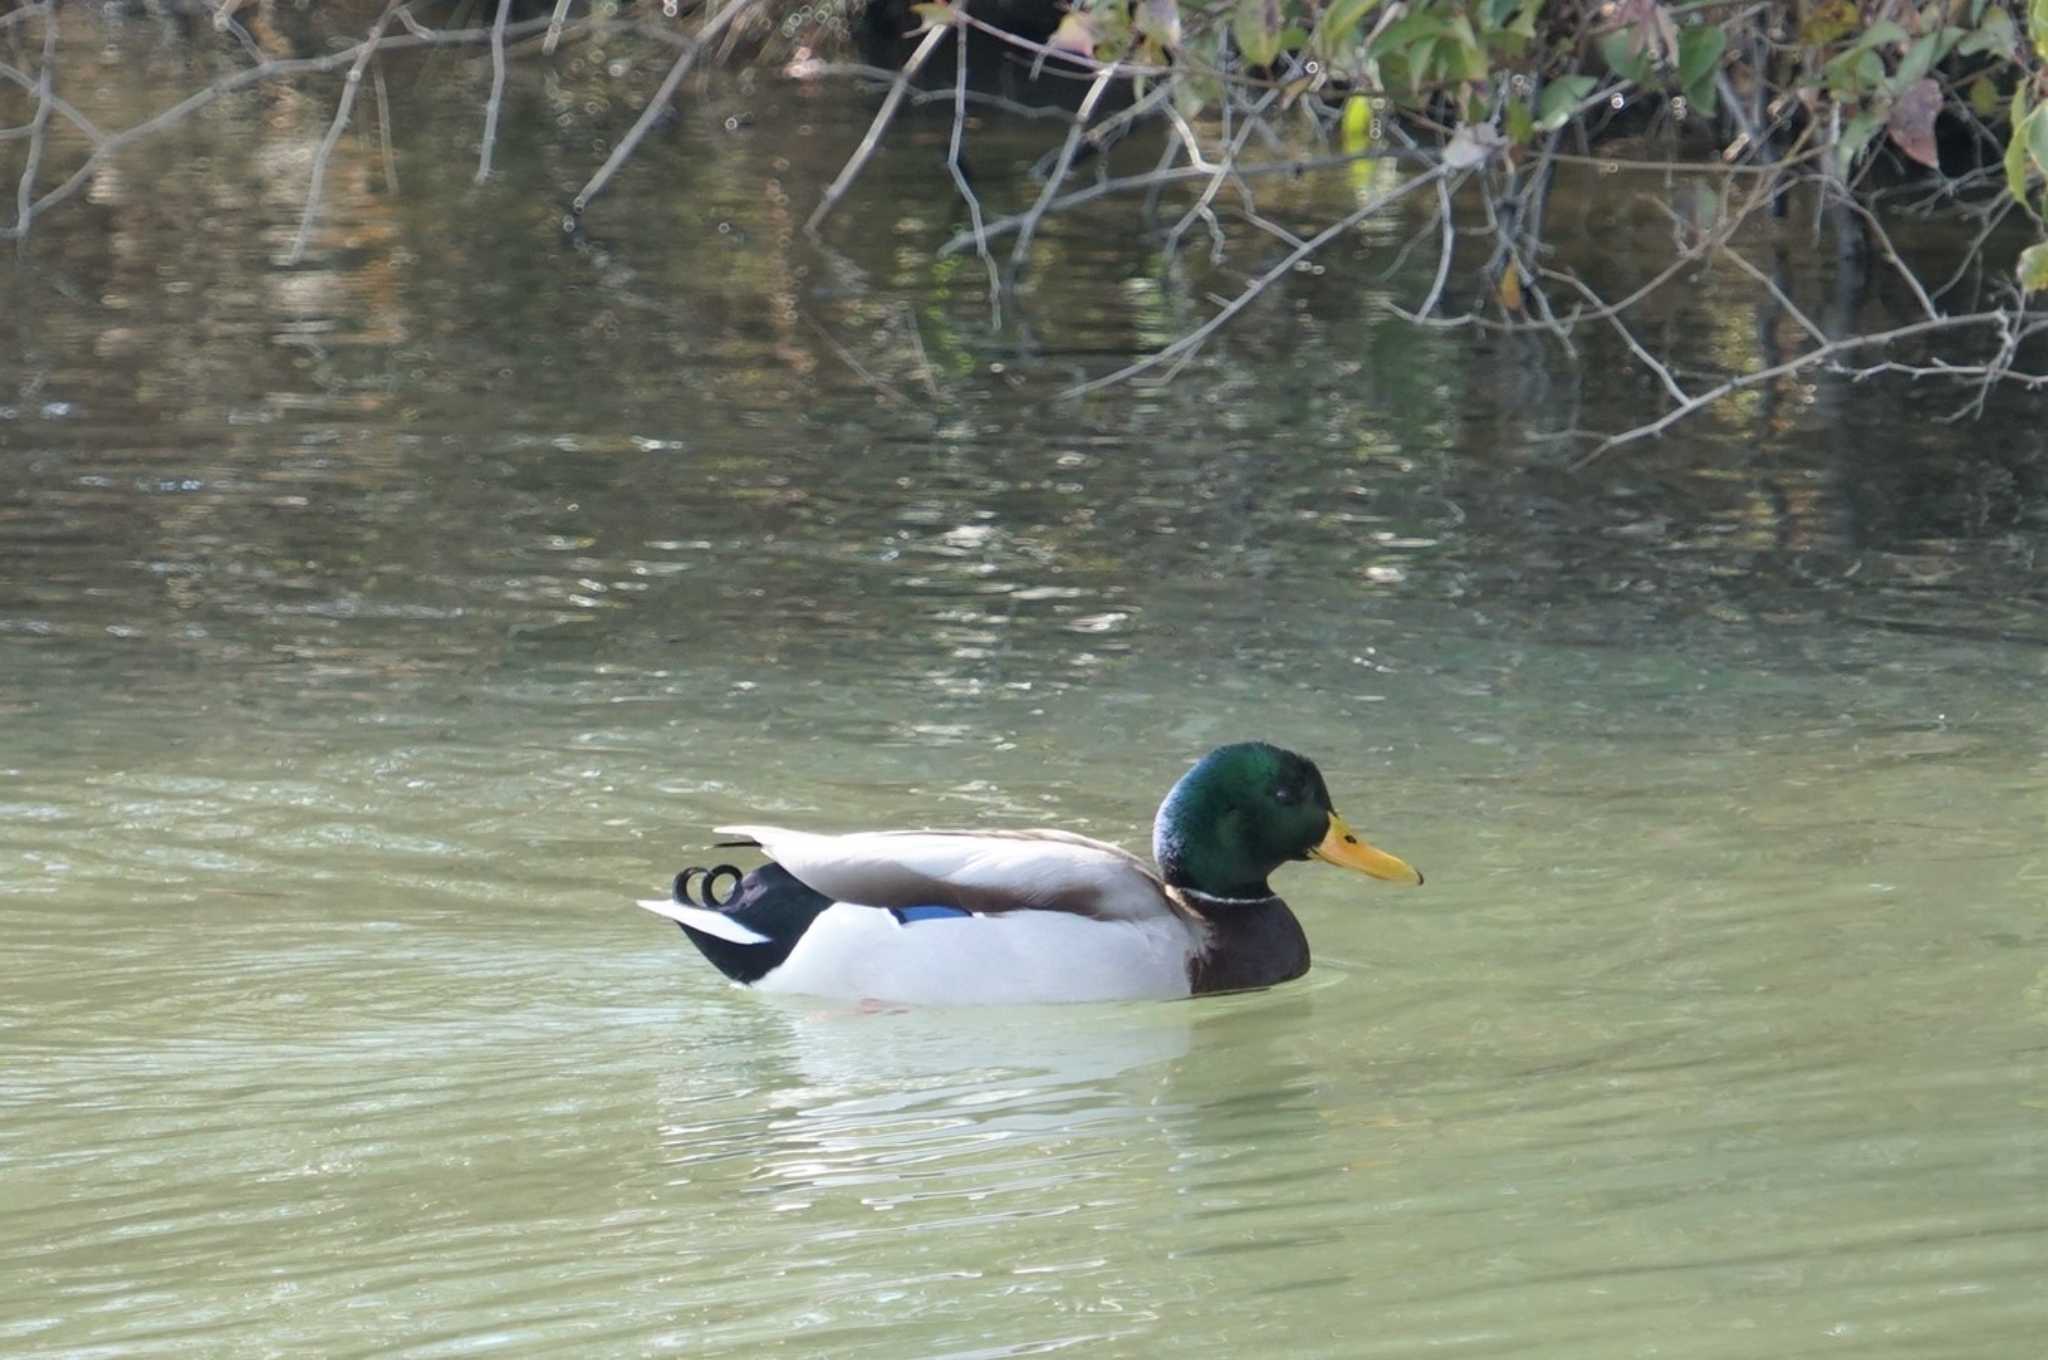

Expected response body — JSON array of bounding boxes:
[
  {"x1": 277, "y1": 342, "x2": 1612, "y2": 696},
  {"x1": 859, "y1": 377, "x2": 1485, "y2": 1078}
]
[
  {"x1": 477, "y1": 0, "x2": 513, "y2": 183},
  {"x1": 943, "y1": 25, "x2": 1001, "y2": 326},
  {"x1": 804, "y1": 316, "x2": 915, "y2": 407},
  {"x1": 373, "y1": 61, "x2": 398, "y2": 194},
  {"x1": 1832, "y1": 192, "x2": 1940, "y2": 323},
  {"x1": 1571, "y1": 310, "x2": 2021, "y2": 467},
  {"x1": 1060, "y1": 162, "x2": 1455, "y2": 400},
  {"x1": 1009, "y1": 61, "x2": 1119, "y2": 268},
  {"x1": 1416, "y1": 174, "x2": 1456, "y2": 318},
  {"x1": 900, "y1": 300, "x2": 943, "y2": 401},
  {"x1": 543, "y1": 0, "x2": 576, "y2": 56},
  {"x1": 791, "y1": 62, "x2": 1071, "y2": 121},
  {"x1": 10, "y1": 4, "x2": 56, "y2": 245},
  {"x1": 1, "y1": 12, "x2": 571, "y2": 241},
  {"x1": 1164, "y1": 86, "x2": 1277, "y2": 260},
  {"x1": 570, "y1": 0, "x2": 757, "y2": 221},
  {"x1": 289, "y1": 2, "x2": 403, "y2": 265},
  {"x1": 938, "y1": 148, "x2": 1423, "y2": 257},
  {"x1": 1550, "y1": 270, "x2": 1689, "y2": 406},
  {"x1": 804, "y1": 21, "x2": 951, "y2": 237}
]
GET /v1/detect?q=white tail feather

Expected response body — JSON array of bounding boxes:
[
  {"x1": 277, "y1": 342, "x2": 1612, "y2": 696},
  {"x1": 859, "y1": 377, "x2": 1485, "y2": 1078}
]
[{"x1": 634, "y1": 898, "x2": 770, "y2": 945}]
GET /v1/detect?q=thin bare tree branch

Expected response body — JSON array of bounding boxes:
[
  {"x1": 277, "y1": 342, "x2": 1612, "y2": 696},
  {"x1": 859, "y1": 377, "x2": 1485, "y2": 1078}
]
[
  {"x1": 477, "y1": 0, "x2": 513, "y2": 183},
  {"x1": 943, "y1": 25, "x2": 1001, "y2": 326},
  {"x1": 543, "y1": 0, "x2": 576, "y2": 55},
  {"x1": 10, "y1": 5, "x2": 56, "y2": 245},
  {"x1": 1008, "y1": 62, "x2": 1120, "y2": 268},
  {"x1": 804, "y1": 20, "x2": 951, "y2": 237},
  {"x1": 937, "y1": 148, "x2": 1421, "y2": 257},
  {"x1": 289, "y1": 1, "x2": 403, "y2": 265},
  {"x1": 570, "y1": 0, "x2": 756, "y2": 221},
  {"x1": 373, "y1": 61, "x2": 398, "y2": 194},
  {"x1": 2, "y1": 12, "x2": 569, "y2": 241},
  {"x1": 1571, "y1": 310, "x2": 2019, "y2": 467},
  {"x1": 1061, "y1": 162, "x2": 1456, "y2": 400},
  {"x1": 1416, "y1": 175, "x2": 1457, "y2": 318}
]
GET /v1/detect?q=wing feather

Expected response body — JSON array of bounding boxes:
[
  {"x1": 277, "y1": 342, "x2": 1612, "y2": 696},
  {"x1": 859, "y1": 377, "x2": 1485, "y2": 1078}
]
[{"x1": 712, "y1": 824, "x2": 1173, "y2": 922}]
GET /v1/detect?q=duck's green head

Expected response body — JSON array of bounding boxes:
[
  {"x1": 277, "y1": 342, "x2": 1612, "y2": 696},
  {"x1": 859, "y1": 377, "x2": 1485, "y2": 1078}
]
[{"x1": 1151, "y1": 742, "x2": 1422, "y2": 901}]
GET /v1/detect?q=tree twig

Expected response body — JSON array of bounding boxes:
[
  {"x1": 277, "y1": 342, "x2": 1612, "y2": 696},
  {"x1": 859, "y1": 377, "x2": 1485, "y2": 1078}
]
[
  {"x1": 477, "y1": 0, "x2": 512, "y2": 183},
  {"x1": 1416, "y1": 174, "x2": 1457, "y2": 318},
  {"x1": 1571, "y1": 310, "x2": 2018, "y2": 467},
  {"x1": 0, "y1": 60, "x2": 98, "y2": 143},
  {"x1": 1009, "y1": 62, "x2": 1119, "y2": 268},
  {"x1": 1164, "y1": 85, "x2": 1276, "y2": 260},
  {"x1": 937, "y1": 148, "x2": 1422, "y2": 257},
  {"x1": 570, "y1": 0, "x2": 755, "y2": 221},
  {"x1": 805, "y1": 20, "x2": 950, "y2": 237},
  {"x1": 1060, "y1": 162, "x2": 1455, "y2": 400},
  {"x1": 1550, "y1": 269, "x2": 1688, "y2": 405},
  {"x1": 289, "y1": 1, "x2": 403, "y2": 264},
  {"x1": 543, "y1": 0, "x2": 575, "y2": 55},
  {"x1": 1, "y1": 13, "x2": 569, "y2": 241},
  {"x1": 10, "y1": 5, "x2": 56, "y2": 245},
  {"x1": 943, "y1": 26, "x2": 1001, "y2": 326},
  {"x1": 373, "y1": 61, "x2": 398, "y2": 194},
  {"x1": 804, "y1": 315, "x2": 914, "y2": 406}
]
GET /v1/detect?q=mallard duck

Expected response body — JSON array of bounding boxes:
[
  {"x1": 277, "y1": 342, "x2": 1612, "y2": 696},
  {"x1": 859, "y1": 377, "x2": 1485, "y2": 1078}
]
[{"x1": 637, "y1": 741, "x2": 1422, "y2": 1004}]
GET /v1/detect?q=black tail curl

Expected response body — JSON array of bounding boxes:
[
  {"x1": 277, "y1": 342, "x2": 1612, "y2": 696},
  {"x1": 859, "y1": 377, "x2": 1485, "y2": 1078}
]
[{"x1": 673, "y1": 863, "x2": 744, "y2": 910}]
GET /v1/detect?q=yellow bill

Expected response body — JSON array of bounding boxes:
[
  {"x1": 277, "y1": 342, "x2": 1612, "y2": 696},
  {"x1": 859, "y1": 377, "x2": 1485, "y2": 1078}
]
[{"x1": 1312, "y1": 812, "x2": 1423, "y2": 886}]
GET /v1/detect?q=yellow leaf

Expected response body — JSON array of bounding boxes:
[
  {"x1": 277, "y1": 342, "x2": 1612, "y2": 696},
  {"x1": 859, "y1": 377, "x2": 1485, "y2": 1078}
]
[
  {"x1": 1049, "y1": 11, "x2": 1096, "y2": 57},
  {"x1": 1341, "y1": 93, "x2": 1373, "y2": 151},
  {"x1": 1800, "y1": 0, "x2": 1859, "y2": 45},
  {"x1": 1969, "y1": 75, "x2": 2000, "y2": 120},
  {"x1": 1497, "y1": 262, "x2": 1524, "y2": 312},
  {"x1": 2020, "y1": 241, "x2": 2048, "y2": 293}
]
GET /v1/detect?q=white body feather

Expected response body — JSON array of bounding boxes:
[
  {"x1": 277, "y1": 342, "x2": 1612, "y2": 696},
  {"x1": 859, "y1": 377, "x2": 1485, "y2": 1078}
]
[{"x1": 758, "y1": 904, "x2": 1198, "y2": 1005}]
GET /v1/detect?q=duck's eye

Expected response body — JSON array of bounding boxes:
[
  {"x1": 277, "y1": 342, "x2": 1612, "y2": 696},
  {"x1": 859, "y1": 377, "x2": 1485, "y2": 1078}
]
[{"x1": 1272, "y1": 785, "x2": 1296, "y2": 805}]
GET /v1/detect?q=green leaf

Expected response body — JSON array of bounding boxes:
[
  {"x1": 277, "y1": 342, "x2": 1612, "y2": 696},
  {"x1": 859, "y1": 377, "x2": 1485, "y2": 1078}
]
[
  {"x1": 1893, "y1": 32, "x2": 1941, "y2": 89},
  {"x1": 1536, "y1": 74, "x2": 1598, "y2": 129},
  {"x1": 2019, "y1": 242, "x2": 2048, "y2": 292},
  {"x1": 1233, "y1": 0, "x2": 1282, "y2": 67},
  {"x1": 1678, "y1": 25, "x2": 1726, "y2": 94},
  {"x1": 1506, "y1": 97, "x2": 1535, "y2": 145},
  {"x1": 1311, "y1": 0, "x2": 1385, "y2": 60},
  {"x1": 1370, "y1": 11, "x2": 1450, "y2": 59},
  {"x1": 2007, "y1": 87, "x2": 2036, "y2": 202},
  {"x1": 1822, "y1": 43, "x2": 1887, "y2": 97},
  {"x1": 1482, "y1": 0, "x2": 1521, "y2": 29},
  {"x1": 1599, "y1": 30, "x2": 1655, "y2": 86},
  {"x1": 1959, "y1": 11, "x2": 2018, "y2": 58},
  {"x1": 1859, "y1": 20, "x2": 1912, "y2": 49},
  {"x1": 2033, "y1": 0, "x2": 2048, "y2": 61},
  {"x1": 2029, "y1": 102, "x2": 2048, "y2": 180},
  {"x1": 1439, "y1": 13, "x2": 1487, "y2": 81},
  {"x1": 1837, "y1": 108, "x2": 1886, "y2": 173}
]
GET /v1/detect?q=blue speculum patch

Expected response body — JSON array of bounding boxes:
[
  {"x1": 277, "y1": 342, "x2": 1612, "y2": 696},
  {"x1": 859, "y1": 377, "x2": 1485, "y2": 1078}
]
[{"x1": 890, "y1": 905, "x2": 973, "y2": 924}]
